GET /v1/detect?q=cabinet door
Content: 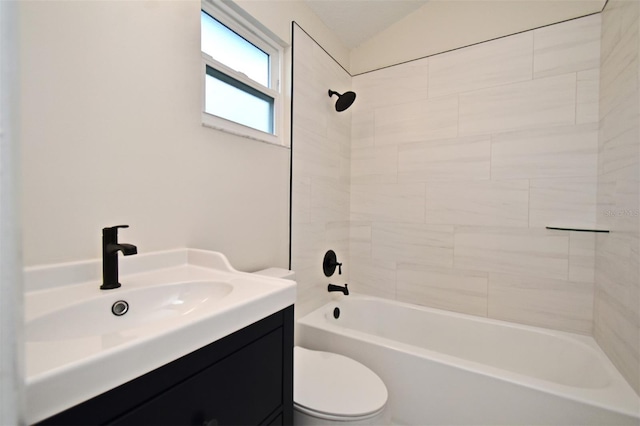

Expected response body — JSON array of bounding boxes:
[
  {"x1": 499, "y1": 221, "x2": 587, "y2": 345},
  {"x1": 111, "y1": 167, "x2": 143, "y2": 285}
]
[{"x1": 111, "y1": 328, "x2": 283, "y2": 426}]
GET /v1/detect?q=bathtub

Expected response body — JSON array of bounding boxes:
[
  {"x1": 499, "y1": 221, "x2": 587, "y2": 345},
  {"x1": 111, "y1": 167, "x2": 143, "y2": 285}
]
[{"x1": 297, "y1": 295, "x2": 640, "y2": 425}]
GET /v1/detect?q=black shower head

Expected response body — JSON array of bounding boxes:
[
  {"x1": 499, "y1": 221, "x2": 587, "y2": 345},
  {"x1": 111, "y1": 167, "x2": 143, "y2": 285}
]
[{"x1": 328, "y1": 89, "x2": 356, "y2": 112}]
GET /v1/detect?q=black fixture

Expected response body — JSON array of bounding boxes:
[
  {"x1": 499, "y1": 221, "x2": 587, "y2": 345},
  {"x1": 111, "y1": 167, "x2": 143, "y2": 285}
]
[
  {"x1": 323, "y1": 249, "x2": 342, "y2": 277},
  {"x1": 545, "y1": 226, "x2": 609, "y2": 233},
  {"x1": 333, "y1": 307, "x2": 340, "y2": 319},
  {"x1": 328, "y1": 89, "x2": 356, "y2": 112},
  {"x1": 328, "y1": 283, "x2": 349, "y2": 295},
  {"x1": 101, "y1": 225, "x2": 137, "y2": 290}
]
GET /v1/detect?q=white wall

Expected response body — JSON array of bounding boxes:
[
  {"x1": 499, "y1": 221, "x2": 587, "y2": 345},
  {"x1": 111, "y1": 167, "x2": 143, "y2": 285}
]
[
  {"x1": 595, "y1": 0, "x2": 640, "y2": 395},
  {"x1": 350, "y1": 0, "x2": 604, "y2": 74},
  {"x1": 349, "y1": 15, "x2": 602, "y2": 335},
  {"x1": 20, "y1": 1, "x2": 292, "y2": 272}
]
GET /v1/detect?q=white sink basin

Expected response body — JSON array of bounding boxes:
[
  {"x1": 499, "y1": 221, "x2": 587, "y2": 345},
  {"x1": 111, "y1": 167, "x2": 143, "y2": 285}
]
[
  {"x1": 24, "y1": 249, "x2": 296, "y2": 425},
  {"x1": 27, "y1": 280, "x2": 233, "y2": 342}
]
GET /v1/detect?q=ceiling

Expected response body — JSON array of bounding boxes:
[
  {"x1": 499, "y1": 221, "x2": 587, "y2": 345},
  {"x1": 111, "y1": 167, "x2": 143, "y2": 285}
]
[
  {"x1": 304, "y1": 0, "x2": 429, "y2": 48},
  {"x1": 303, "y1": 0, "x2": 606, "y2": 50}
]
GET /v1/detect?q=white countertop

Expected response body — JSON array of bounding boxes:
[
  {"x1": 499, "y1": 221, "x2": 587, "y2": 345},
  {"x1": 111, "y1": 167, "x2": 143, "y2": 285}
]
[{"x1": 24, "y1": 249, "x2": 296, "y2": 424}]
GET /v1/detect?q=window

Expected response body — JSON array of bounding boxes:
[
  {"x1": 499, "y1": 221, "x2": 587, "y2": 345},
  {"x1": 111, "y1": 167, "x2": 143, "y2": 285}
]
[{"x1": 200, "y1": 2, "x2": 283, "y2": 145}]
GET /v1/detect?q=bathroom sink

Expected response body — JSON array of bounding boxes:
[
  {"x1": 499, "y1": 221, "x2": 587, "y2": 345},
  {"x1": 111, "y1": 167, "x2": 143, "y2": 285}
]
[
  {"x1": 24, "y1": 249, "x2": 296, "y2": 425},
  {"x1": 26, "y1": 280, "x2": 233, "y2": 342}
]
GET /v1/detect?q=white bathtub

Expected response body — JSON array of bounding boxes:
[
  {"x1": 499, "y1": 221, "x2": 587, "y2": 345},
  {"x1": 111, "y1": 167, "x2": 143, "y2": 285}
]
[{"x1": 297, "y1": 295, "x2": 640, "y2": 425}]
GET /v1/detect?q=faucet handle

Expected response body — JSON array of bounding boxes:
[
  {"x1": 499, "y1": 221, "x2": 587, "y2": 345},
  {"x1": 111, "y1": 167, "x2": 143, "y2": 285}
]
[
  {"x1": 103, "y1": 224, "x2": 129, "y2": 232},
  {"x1": 103, "y1": 225, "x2": 130, "y2": 242},
  {"x1": 323, "y1": 249, "x2": 343, "y2": 277}
]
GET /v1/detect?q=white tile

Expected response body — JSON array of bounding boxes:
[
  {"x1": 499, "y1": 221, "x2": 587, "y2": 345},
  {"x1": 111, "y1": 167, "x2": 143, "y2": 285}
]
[
  {"x1": 599, "y1": 126, "x2": 639, "y2": 189},
  {"x1": 309, "y1": 178, "x2": 350, "y2": 223},
  {"x1": 396, "y1": 264, "x2": 488, "y2": 316},
  {"x1": 593, "y1": 295, "x2": 640, "y2": 395},
  {"x1": 349, "y1": 221, "x2": 372, "y2": 259},
  {"x1": 594, "y1": 0, "x2": 640, "y2": 396},
  {"x1": 459, "y1": 74, "x2": 576, "y2": 136},
  {"x1": 325, "y1": 221, "x2": 351, "y2": 247},
  {"x1": 313, "y1": 40, "x2": 351, "y2": 93},
  {"x1": 491, "y1": 123, "x2": 598, "y2": 180},
  {"x1": 429, "y1": 32, "x2": 533, "y2": 98},
  {"x1": 454, "y1": 227, "x2": 569, "y2": 280},
  {"x1": 600, "y1": 89, "x2": 639, "y2": 146},
  {"x1": 291, "y1": 221, "x2": 326, "y2": 273},
  {"x1": 594, "y1": 234, "x2": 640, "y2": 393},
  {"x1": 598, "y1": 157, "x2": 640, "y2": 233},
  {"x1": 596, "y1": 177, "x2": 616, "y2": 228},
  {"x1": 291, "y1": 176, "x2": 311, "y2": 224},
  {"x1": 353, "y1": 58, "x2": 429, "y2": 109},
  {"x1": 595, "y1": 232, "x2": 634, "y2": 289},
  {"x1": 398, "y1": 135, "x2": 490, "y2": 182},
  {"x1": 577, "y1": 69, "x2": 600, "y2": 124},
  {"x1": 375, "y1": 95, "x2": 458, "y2": 145},
  {"x1": 351, "y1": 183, "x2": 426, "y2": 223},
  {"x1": 488, "y1": 272, "x2": 594, "y2": 334},
  {"x1": 295, "y1": 278, "x2": 330, "y2": 319},
  {"x1": 292, "y1": 125, "x2": 339, "y2": 181},
  {"x1": 599, "y1": 146, "x2": 639, "y2": 237},
  {"x1": 425, "y1": 180, "x2": 529, "y2": 227},
  {"x1": 349, "y1": 256, "x2": 396, "y2": 299},
  {"x1": 351, "y1": 108, "x2": 375, "y2": 148},
  {"x1": 599, "y1": 24, "x2": 639, "y2": 118},
  {"x1": 533, "y1": 14, "x2": 601, "y2": 79},
  {"x1": 569, "y1": 232, "x2": 595, "y2": 283},
  {"x1": 372, "y1": 223, "x2": 454, "y2": 268},
  {"x1": 529, "y1": 177, "x2": 598, "y2": 228},
  {"x1": 599, "y1": 1, "x2": 620, "y2": 66},
  {"x1": 293, "y1": 60, "x2": 328, "y2": 139},
  {"x1": 351, "y1": 145, "x2": 398, "y2": 184}
]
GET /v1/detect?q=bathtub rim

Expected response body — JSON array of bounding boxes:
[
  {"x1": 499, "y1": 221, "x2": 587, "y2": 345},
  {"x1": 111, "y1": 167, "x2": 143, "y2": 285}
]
[{"x1": 298, "y1": 294, "x2": 640, "y2": 419}]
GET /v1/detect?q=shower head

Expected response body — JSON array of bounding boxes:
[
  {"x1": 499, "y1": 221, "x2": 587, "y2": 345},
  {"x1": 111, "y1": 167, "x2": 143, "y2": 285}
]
[{"x1": 328, "y1": 89, "x2": 356, "y2": 112}]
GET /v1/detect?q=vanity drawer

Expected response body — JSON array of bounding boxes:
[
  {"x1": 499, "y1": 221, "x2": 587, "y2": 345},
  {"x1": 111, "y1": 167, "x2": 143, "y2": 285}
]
[{"x1": 111, "y1": 328, "x2": 283, "y2": 425}]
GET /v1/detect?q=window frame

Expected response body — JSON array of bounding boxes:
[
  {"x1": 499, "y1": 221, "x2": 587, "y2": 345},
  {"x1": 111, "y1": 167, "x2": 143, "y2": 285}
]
[{"x1": 201, "y1": 0, "x2": 283, "y2": 146}]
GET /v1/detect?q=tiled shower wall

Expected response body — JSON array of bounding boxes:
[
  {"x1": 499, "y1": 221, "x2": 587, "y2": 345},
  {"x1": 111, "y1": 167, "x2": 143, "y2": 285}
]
[
  {"x1": 595, "y1": 0, "x2": 640, "y2": 395},
  {"x1": 291, "y1": 25, "x2": 352, "y2": 317},
  {"x1": 349, "y1": 14, "x2": 602, "y2": 335}
]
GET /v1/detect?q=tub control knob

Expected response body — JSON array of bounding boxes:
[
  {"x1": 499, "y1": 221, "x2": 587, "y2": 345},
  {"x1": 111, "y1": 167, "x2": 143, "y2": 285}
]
[{"x1": 323, "y1": 250, "x2": 342, "y2": 277}]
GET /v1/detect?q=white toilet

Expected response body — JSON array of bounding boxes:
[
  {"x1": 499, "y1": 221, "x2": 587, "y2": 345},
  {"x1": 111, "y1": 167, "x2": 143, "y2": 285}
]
[{"x1": 254, "y1": 268, "x2": 388, "y2": 425}]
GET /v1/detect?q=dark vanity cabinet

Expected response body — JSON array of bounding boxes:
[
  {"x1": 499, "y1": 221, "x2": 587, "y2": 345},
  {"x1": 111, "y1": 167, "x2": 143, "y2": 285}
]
[{"x1": 38, "y1": 306, "x2": 294, "y2": 426}]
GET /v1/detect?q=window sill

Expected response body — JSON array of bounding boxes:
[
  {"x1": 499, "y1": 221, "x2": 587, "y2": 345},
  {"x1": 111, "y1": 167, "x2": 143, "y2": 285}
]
[{"x1": 201, "y1": 112, "x2": 289, "y2": 149}]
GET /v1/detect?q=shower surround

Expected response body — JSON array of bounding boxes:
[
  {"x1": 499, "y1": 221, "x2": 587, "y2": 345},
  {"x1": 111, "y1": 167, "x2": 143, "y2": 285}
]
[
  {"x1": 292, "y1": 5, "x2": 639, "y2": 396},
  {"x1": 349, "y1": 14, "x2": 601, "y2": 335},
  {"x1": 594, "y1": 0, "x2": 640, "y2": 395},
  {"x1": 291, "y1": 24, "x2": 352, "y2": 317}
]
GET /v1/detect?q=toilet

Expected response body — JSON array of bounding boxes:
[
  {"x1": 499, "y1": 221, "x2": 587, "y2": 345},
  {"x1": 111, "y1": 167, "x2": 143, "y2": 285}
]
[{"x1": 254, "y1": 268, "x2": 388, "y2": 425}]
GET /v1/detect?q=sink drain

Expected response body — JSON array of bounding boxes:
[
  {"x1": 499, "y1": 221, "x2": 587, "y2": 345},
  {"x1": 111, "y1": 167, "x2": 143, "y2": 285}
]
[{"x1": 112, "y1": 300, "x2": 129, "y2": 316}]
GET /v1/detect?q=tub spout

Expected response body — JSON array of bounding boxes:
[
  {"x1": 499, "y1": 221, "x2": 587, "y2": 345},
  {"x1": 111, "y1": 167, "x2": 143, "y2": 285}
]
[{"x1": 328, "y1": 283, "x2": 349, "y2": 295}]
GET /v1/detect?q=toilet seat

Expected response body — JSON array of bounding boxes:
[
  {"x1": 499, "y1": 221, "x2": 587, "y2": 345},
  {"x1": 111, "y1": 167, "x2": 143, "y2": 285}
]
[{"x1": 294, "y1": 347, "x2": 388, "y2": 420}]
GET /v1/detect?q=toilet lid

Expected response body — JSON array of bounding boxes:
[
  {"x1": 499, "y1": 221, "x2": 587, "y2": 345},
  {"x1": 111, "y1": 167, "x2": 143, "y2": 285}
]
[{"x1": 294, "y1": 347, "x2": 388, "y2": 418}]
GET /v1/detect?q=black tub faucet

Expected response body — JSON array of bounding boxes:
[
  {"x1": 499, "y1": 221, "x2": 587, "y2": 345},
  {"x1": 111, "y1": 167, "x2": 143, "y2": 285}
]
[
  {"x1": 323, "y1": 250, "x2": 342, "y2": 277},
  {"x1": 328, "y1": 283, "x2": 349, "y2": 295},
  {"x1": 101, "y1": 225, "x2": 137, "y2": 290}
]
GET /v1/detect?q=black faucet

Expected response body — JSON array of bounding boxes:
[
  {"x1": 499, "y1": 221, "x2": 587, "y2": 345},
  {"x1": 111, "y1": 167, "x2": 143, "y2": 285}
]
[
  {"x1": 101, "y1": 225, "x2": 137, "y2": 290},
  {"x1": 323, "y1": 250, "x2": 342, "y2": 277},
  {"x1": 328, "y1": 283, "x2": 349, "y2": 295}
]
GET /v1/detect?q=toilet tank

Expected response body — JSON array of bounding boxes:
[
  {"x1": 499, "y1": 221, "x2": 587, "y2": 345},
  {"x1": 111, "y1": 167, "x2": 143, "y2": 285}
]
[{"x1": 254, "y1": 267, "x2": 296, "y2": 281}]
